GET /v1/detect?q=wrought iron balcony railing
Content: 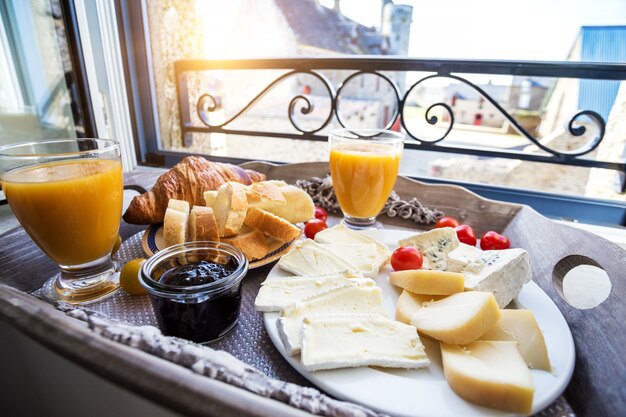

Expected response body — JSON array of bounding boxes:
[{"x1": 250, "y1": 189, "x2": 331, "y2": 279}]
[{"x1": 174, "y1": 57, "x2": 626, "y2": 190}]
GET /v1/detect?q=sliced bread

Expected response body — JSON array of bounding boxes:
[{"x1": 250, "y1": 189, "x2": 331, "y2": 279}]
[
  {"x1": 244, "y1": 207, "x2": 301, "y2": 242},
  {"x1": 189, "y1": 206, "x2": 220, "y2": 242},
  {"x1": 203, "y1": 190, "x2": 218, "y2": 208},
  {"x1": 163, "y1": 208, "x2": 189, "y2": 247},
  {"x1": 214, "y1": 182, "x2": 248, "y2": 237},
  {"x1": 167, "y1": 198, "x2": 190, "y2": 213},
  {"x1": 248, "y1": 185, "x2": 314, "y2": 223},
  {"x1": 223, "y1": 228, "x2": 269, "y2": 260},
  {"x1": 246, "y1": 181, "x2": 286, "y2": 204}
]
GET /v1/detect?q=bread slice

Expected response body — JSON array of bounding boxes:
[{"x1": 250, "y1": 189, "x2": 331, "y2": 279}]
[
  {"x1": 189, "y1": 206, "x2": 220, "y2": 242},
  {"x1": 244, "y1": 207, "x2": 301, "y2": 242},
  {"x1": 214, "y1": 182, "x2": 248, "y2": 237},
  {"x1": 246, "y1": 182, "x2": 286, "y2": 204},
  {"x1": 223, "y1": 229, "x2": 269, "y2": 260},
  {"x1": 203, "y1": 190, "x2": 218, "y2": 208},
  {"x1": 248, "y1": 185, "x2": 314, "y2": 223},
  {"x1": 164, "y1": 208, "x2": 189, "y2": 247},
  {"x1": 168, "y1": 198, "x2": 190, "y2": 213}
]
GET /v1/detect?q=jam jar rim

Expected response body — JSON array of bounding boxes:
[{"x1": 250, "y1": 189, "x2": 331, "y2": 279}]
[{"x1": 139, "y1": 241, "x2": 248, "y2": 299}]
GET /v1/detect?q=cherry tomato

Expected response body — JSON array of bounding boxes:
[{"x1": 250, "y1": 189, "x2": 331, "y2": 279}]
[
  {"x1": 455, "y1": 224, "x2": 477, "y2": 246},
  {"x1": 304, "y1": 219, "x2": 328, "y2": 239},
  {"x1": 390, "y1": 246, "x2": 424, "y2": 271},
  {"x1": 480, "y1": 231, "x2": 511, "y2": 250},
  {"x1": 435, "y1": 216, "x2": 459, "y2": 229},
  {"x1": 314, "y1": 206, "x2": 328, "y2": 223}
]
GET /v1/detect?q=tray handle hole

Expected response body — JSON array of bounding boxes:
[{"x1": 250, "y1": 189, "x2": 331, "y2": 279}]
[{"x1": 552, "y1": 255, "x2": 611, "y2": 310}]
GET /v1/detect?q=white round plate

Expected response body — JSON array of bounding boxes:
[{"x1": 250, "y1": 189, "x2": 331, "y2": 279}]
[{"x1": 263, "y1": 228, "x2": 575, "y2": 417}]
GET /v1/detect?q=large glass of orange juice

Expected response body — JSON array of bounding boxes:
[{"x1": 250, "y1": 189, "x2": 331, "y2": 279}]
[
  {"x1": 0, "y1": 139, "x2": 123, "y2": 304},
  {"x1": 3, "y1": 159, "x2": 123, "y2": 265},
  {"x1": 329, "y1": 129, "x2": 404, "y2": 229}
]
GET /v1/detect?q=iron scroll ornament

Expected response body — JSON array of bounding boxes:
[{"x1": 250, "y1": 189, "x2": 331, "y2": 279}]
[
  {"x1": 194, "y1": 69, "x2": 606, "y2": 158},
  {"x1": 399, "y1": 73, "x2": 607, "y2": 157},
  {"x1": 197, "y1": 70, "x2": 336, "y2": 134}
]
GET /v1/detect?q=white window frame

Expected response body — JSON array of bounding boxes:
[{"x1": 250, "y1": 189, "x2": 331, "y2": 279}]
[{"x1": 74, "y1": 0, "x2": 137, "y2": 171}]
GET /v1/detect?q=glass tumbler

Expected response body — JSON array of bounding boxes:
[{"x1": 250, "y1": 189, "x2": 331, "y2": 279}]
[
  {"x1": 0, "y1": 139, "x2": 123, "y2": 304},
  {"x1": 329, "y1": 129, "x2": 404, "y2": 229}
]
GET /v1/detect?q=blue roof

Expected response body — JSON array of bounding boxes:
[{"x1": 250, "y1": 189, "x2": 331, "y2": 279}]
[{"x1": 578, "y1": 26, "x2": 626, "y2": 122}]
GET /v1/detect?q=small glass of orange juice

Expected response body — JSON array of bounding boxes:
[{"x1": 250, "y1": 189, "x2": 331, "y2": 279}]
[
  {"x1": 329, "y1": 129, "x2": 404, "y2": 229},
  {"x1": 0, "y1": 139, "x2": 123, "y2": 304}
]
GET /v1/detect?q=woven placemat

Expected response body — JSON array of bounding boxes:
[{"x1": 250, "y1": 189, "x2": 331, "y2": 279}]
[{"x1": 33, "y1": 232, "x2": 310, "y2": 386}]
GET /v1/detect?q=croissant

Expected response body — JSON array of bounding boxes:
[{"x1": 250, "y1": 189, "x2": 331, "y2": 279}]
[{"x1": 123, "y1": 156, "x2": 265, "y2": 224}]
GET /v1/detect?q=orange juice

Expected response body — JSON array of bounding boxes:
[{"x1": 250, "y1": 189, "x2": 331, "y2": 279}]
[
  {"x1": 330, "y1": 143, "x2": 401, "y2": 218},
  {"x1": 2, "y1": 159, "x2": 123, "y2": 266}
]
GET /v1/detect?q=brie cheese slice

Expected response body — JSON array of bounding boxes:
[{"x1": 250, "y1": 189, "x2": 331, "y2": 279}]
[
  {"x1": 277, "y1": 280, "x2": 385, "y2": 355},
  {"x1": 318, "y1": 243, "x2": 381, "y2": 277},
  {"x1": 277, "y1": 239, "x2": 355, "y2": 276},
  {"x1": 254, "y1": 272, "x2": 359, "y2": 312},
  {"x1": 301, "y1": 314, "x2": 430, "y2": 372},
  {"x1": 398, "y1": 227, "x2": 460, "y2": 271},
  {"x1": 314, "y1": 224, "x2": 390, "y2": 269}
]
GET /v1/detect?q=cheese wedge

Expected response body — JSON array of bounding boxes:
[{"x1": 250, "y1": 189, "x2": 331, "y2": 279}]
[
  {"x1": 277, "y1": 280, "x2": 385, "y2": 355},
  {"x1": 398, "y1": 227, "x2": 459, "y2": 270},
  {"x1": 314, "y1": 224, "x2": 390, "y2": 269},
  {"x1": 390, "y1": 269, "x2": 465, "y2": 295},
  {"x1": 277, "y1": 239, "x2": 355, "y2": 276},
  {"x1": 318, "y1": 243, "x2": 381, "y2": 277},
  {"x1": 395, "y1": 290, "x2": 445, "y2": 324},
  {"x1": 301, "y1": 314, "x2": 430, "y2": 371},
  {"x1": 479, "y1": 309, "x2": 551, "y2": 371},
  {"x1": 441, "y1": 341, "x2": 534, "y2": 415},
  {"x1": 411, "y1": 291, "x2": 501, "y2": 344},
  {"x1": 448, "y1": 246, "x2": 531, "y2": 308},
  {"x1": 447, "y1": 243, "x2": 484, "y2": 274},
  {"x1": 254, "y1": 272, "x2": 359, "y2": 312}
]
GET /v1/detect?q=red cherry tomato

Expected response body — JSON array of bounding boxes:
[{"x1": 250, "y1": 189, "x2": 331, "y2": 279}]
[
  {"x1": 480, "y1": 231, "x2": 511, "y2": 250},
  {"x1": 304, "y1": 219, "x2": 328, "y2": 239},
  {"x1": 314, "y1": 206, "x2": 328, "y2": 223},
  {"x1": 435, "y1": 216, "x2": 459, "y2": 229},
  {"x1": 455, "y1": 224, "x2": 477, "y2": 246},
  {"x1": 390, "y1": 246, "x2": 424, "y2": 271}
]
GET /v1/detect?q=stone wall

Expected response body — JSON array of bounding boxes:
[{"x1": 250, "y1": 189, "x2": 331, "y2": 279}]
[{"x1": 145, "y1": 0, "x2": 203, "y2": 149}]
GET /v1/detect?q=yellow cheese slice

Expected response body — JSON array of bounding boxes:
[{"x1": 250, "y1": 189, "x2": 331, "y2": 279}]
[
  {"x1": 441, "y1": 341, "x2": 534, "y2": 415},
  {"x1": 410, "y1": 291, "x2": 501, "y2": 344},
  {"x1": 395, "y1": 290, "x2": 444, "y2": 324},
  {"x1": 390, "y1": 269, "x2": 464, "y2": 295},
  {"x1": 479, "y1": 309, "x2": 552, "y2": 371}
]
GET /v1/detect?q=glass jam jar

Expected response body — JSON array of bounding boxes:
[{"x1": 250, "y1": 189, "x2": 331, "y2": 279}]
[{"x1": 139, "y1": 241, "x2": 248, "y2": 343}]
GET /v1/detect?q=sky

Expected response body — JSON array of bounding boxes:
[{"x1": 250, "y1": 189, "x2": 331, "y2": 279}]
[
  {"x1": 319, "y1": 0, "x2": 626, "y2": 61},
  {"x1": 196, "y1": 0, "x2": 625, "y2": 61}
]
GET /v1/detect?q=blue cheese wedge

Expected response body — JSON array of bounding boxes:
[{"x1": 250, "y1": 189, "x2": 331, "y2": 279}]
[
  {"x1": 301, "y1": 314, "x2": 430, "y2": 372},
  {"x1": 398, "y1": 227, "x2": 460, "y2": 271},
  {"x1": 277, "y1": 280, "x2": 386, "y2": 355},
  {"x1": 447, "y1": 245, "x2": 532, "y2": 308},
  {"x1": 314, "y1": 224, "x2": 390, "y2": 269},
  {"x1": 277, "y1": 239, "x2": 355, "y2": 276},
  {"x1": 317, "y1": 243, "x2": 381, "y2": 277},
  {"x1": 447, "y1": 243, "x2": 487, "y2": 274},
  {"x1": 254, "y1": 272, "x2": 360, "y2": 312}
]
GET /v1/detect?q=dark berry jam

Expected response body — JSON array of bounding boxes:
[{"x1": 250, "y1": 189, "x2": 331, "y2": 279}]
[
  {"x1": 150, "y1": 259, "x2": 242, "y2": 343},
  {"x1": 158, "y1": 259, "x2": 237, "y2": 286}
]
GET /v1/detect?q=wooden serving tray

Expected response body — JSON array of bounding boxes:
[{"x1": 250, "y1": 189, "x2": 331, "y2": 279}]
[
  {"x1": 0, "y1": 161, "x2": 623, "y2": 417},
  {"x1": 242, "y1": 161, "x2": 626, "y2": 416}
]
